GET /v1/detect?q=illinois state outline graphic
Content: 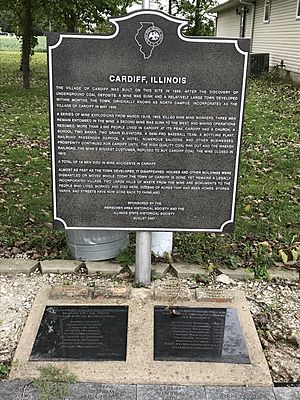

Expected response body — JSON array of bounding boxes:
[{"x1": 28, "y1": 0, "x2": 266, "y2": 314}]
[{"x1": 135, "y1": 22, "x2": 163, "y2": 59}]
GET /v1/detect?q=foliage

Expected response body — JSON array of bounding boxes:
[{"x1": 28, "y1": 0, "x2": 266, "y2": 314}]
[
  {"x1": 0, "y1": 10, "x2": 15, "y2": 33},
  {"x1": 0, "y1": 0, "x2": 43, "y2": 87},
  {"x1": 43, "y1": 0, "x2": 135, "y2": 33},
  {"x1": 115, "y1": 245, "x2": 135, "y2": 267},
  {"x1": 251, "y1": 244, "x2": 273, "y2": 279},
  {"x1": 174, "y1": 75, "x2": 299, "y2": 274},
  {"x1": 155, "y1": 0, "x2": 216, "y2": 36},
  {"x1": 0, "y1": 363, "x2": 10, "y2": 379},
  {"x1": 33, "y1": 365, "x2": 76, "y2": 400},
  {"x1": 0, "y1": 52, "x2": 68, "y2": 259},
  {"x1": 0, "y1": 0, "x2": 137, "y2": 88}
]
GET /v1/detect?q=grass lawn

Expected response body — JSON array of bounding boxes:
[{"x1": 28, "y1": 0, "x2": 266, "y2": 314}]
[
  {"x1": 0, "y1": 52, "x2": 66, "y2": 258},
  {"x1": 0, "y1": 52, "x2": 299, "y2": 270}
]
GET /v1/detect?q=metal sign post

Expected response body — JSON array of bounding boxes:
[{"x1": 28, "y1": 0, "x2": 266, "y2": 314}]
[
  {"x1": 135, "y1": 0, "x2": 152, "y2": 286},
  {"x1": 142, "y1": 0, "x2": 150, "y2": 8}
]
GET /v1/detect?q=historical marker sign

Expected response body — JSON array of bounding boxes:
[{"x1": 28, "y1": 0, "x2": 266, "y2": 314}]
[
  {"x1": 48, "y1": 11, "x2": 250, "y2": 232},
  {"x1": 30, "y1": 306, "x2": 128, "y2": 361}
]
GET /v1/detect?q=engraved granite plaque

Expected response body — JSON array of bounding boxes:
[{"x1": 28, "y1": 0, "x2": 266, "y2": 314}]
[
  {"x1": 30, "y1": 306, "x2": 128, "y2": 361},
  {"x1": 138, "y1": 385, "x2": 207, "y2": 400},
  {"x1": 48, "y1": 10, "x2": 250, "y2": 232},
  {"x1": 154, "y1": 306, "x2": 250, "y2": 363}
]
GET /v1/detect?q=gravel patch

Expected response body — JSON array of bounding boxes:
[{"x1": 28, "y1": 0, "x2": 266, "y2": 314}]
[{"x1": 0, "y1": 272, "x2": 299, "y2": 384}]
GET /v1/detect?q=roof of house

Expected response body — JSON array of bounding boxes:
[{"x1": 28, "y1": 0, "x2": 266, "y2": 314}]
[{"x1": 209, "y1": 0, "x2": 254, "y2": 13}]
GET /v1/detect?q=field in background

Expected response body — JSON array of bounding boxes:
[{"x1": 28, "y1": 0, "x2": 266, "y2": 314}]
[
  {"x1": 0, "y1": 36, "x2": 46, "y2": 52},
  {"x1": 0, "y1": 52, "x2": 299, "y2": 271}
]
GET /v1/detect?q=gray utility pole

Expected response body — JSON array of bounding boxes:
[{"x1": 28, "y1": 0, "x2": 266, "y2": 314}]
[
  {"x1": 135, "y1": 0, "x2": 152, "y2": 286},
  {"x1": 142, "y1": 0, "x2": 150, "y2": 8}
]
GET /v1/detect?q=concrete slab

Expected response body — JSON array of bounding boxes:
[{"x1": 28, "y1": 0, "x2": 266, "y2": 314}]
[
  {"x1": 0, "y1": 259, "x2": 39, "y2": 275},
  {"x1": 172, "y1": 263, "x2": 204, "y2": 278},
  {"x1": 95, "y1": 286, "x2": 131, "y2": 299},
  {"x1": 40, "y1": 260, "x2": 82, "y2": 274},
  {"x1": 85, "y1": 261, "x2": 122, "y2": 276},
  {"x1": 152, "y1": 263, "x2": 169, "y2": 278},
  {"x1": 154, "y1": 284, "x2": 193, "y2": 302},
  {"x1": 10, "y1": 287, "x2": 272, "y2": 387},
  {"x1": 206, "y1": 387, "x2": 276, "y2": 399},
  {"x1": 49, "y1": 285, "x2": 89, "y2": 300},
  {"x1": 66, "y1": 383, "x2": 137, "y2": 399},
  {"x1": 0, "y1": 380, "x2": 36, "y2": 400},
  {"x1": 218, "y1": 267, "x2": 254, "y2": 281},
  {"x1": 137, "y1": 384, "x2": 206, "y2": 399},
  {"x1": 268, "y1": 267, "x2": 299, "y2": 282},
  {"x1": 195, "y1": 288, "x2": 236, "y2": 303},
  {"x1": 2, "y1": 381, "x2": 300, "y2": 400},
  {"x1": 0, "y1": 381, "x2": 136, "y2": 400},
  {"x1": 274, "y1": 387, "x2": 300, "y2": 400}
]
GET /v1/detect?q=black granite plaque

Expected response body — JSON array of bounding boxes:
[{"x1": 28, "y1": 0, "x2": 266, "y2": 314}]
[
  {"x1": 154, "y1": 306, "x2": 250, "y2": 363},
  {"x1": 48, "y1": 11, "x2": 250, "y2": 232},
  {"x1": 30, "y1": 306, "x2": 128, "y2": 361}
]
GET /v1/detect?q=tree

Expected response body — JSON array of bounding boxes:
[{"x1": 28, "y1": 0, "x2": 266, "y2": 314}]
[
  {"x1": 156, "y1": 0, "x2": 216, "y2": 36},
  {"x1": 0, "y1": 10, "x2": 15, "y2": 33},
  {"x1": 0, "y1": 0, "x2": 36, "y2": 88},
  {"x1": 0, "y1": 0, "x2": 137, "y2": 89},
  {"x1": 0, "y1": 0, "x2": 45, "y2": 88},
  {"x1": 44, "y1": 0, "x2": 136, "y2": 33}
]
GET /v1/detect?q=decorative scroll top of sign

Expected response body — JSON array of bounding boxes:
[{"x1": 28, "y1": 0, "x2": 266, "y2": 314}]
[{"x1": 135, "y1": 22, "x2": 164, "y2": 59}]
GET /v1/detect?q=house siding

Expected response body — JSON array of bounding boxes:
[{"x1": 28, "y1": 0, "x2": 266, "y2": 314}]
[
  {"x1": 216, "y1": 6, "x2": 254, "y2": 38},
  {"x1": 216, "y1": 8, "x2": 241, "y2": 37},
  {"x1": 252, "y1": 0, "x2": 300, "y2": 75},
  {"x1": 213, "y1": 0, "x2": 300, "y2": 78},
  {"x1": 244, "y1": 6, "x2": 254, "y2": 38}
]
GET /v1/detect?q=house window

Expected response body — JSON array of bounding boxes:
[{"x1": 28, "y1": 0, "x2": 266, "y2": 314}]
[
  {"x1": 264, "y1": 0, "x2": 271, "y2": 22},
  {"x1": 297, "y1": 0, "x2": 300, "y2": 19}
]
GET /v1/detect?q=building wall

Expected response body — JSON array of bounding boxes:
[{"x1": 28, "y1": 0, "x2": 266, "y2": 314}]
[
  {"x1": 252, "y1": 0, "x2": 300, "y2": 75},
  {"x1": 216, "y1": 5, "x2": 254, "y2": 38},
  {"x1": 216, "y1": 8, "x2": 241, "y2": 37},
  {"x1": 244, "y1": 6, "x2": 254, "y2": 38},
  {"x1": 245, "y1": 6, "x2": 254, "y2": 38},
  {"x1": 215, "y1": 0, "x2": 300, "y2": 78}
]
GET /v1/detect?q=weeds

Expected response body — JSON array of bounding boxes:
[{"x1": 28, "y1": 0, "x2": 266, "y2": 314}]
[
  {"x1": 0, "y1": 363, "x2": 10, "y2": 379},
  {"x1": 32, "y1": 365, "x2": 76, "y2": 400},
  {"x1": 115, "y1": 245, "x2": 135, "y2": 267}
]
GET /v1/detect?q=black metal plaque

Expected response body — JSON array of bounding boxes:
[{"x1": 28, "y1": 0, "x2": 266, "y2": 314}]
[
  {"x1": 48, "y1": 11, "x2": 250, "y2": 232},
  {"x1": 154, "y1": 306, "x2": 250, "y2": 363},
  {"x1": 30, "y1": 306, "x2": 128, "y2": 361}
]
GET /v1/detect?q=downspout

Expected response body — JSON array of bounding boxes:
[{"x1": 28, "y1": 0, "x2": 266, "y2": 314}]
[{"x1": 239, "y1": 0, "x2": 255, "y2": 52}]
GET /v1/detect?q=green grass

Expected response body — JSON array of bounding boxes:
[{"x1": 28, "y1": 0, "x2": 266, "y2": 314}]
[
  {"x1": 0, "y1": 52, "x2": 299, "y2": 265},
  {"x1": 237, "y1": 76, "x2": 300, "y2": 242},
  {"x1": 0, "y1": 52, "x2": 67, "y2": 258},
  {"x1": 0, "y1": 36, "x2": 46, "y2": 52},
  {"x1": 174, "y1": 74, "x2": 300, "y2": 270}
]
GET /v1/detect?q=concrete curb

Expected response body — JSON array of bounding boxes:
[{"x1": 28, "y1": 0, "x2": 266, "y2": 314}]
[
  {"x1": 0, "y1": 259, "x2": 298, "y2": 281},
  {"x1": 0, "y1": 259, "x2": 40, "y2": 275},
  {"x1": 0, "y1": 382, "x2": 299, "y2": 400}
]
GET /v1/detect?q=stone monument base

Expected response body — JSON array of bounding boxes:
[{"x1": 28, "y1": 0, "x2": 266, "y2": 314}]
[{"x1": 10, "y1": 286, "x2": 272, "y2": 387}]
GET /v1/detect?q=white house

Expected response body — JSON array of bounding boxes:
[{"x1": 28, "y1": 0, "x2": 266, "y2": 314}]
[{"x1": 209, "y1": 0, "x2": 300, "y2": 85}]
